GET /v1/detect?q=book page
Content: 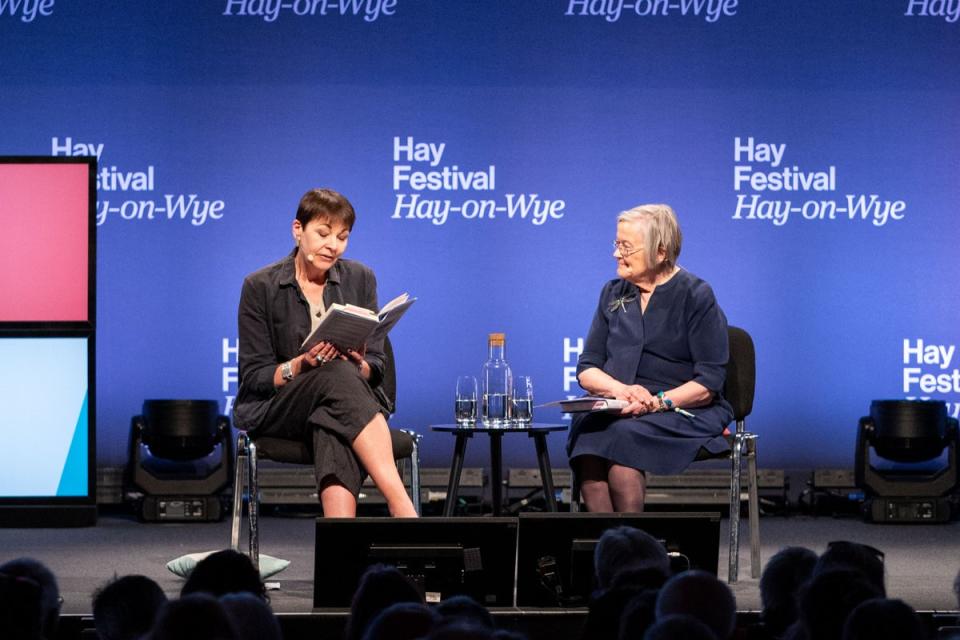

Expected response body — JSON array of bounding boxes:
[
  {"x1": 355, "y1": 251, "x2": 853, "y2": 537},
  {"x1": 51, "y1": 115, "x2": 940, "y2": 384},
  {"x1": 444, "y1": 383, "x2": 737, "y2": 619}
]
[
  {"x1": 368, "y1": 296, "x2": 416, "y2": 344},
  {"x1": 378, "y1": 292, "x2": 410, "y2": 317},
  {"x1": 300, "y1": 294, "x2": 416, "y2": 354},
  {"x1": 342, "y1": 303, "x2": 376, "y2": 317},
  {"x1": 301, "y1": 306, "x2": 378, "y2": 353},
  {"x1": 537, "y1": 397, "x2": 628, "y2": 412}
]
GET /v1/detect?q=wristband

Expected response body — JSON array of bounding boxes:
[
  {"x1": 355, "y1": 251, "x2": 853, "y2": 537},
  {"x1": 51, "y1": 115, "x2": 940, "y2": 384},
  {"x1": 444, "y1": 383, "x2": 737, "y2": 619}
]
[
  {"x1": 657, "y1": 391, "x2": 696, "y2": 419},
  {"x1": 657, "y1": 391, "x2": 675, "y2": 411}
]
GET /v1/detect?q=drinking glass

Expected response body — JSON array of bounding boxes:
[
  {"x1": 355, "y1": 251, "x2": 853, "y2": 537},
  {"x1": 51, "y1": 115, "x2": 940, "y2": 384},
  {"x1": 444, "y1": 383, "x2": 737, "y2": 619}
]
[
  {"x1": 455, "y1": 376, "x2": 478, "y2": 427},
  {"x1": 512, "y1": 375, "x2": 533, "y2": 426}
]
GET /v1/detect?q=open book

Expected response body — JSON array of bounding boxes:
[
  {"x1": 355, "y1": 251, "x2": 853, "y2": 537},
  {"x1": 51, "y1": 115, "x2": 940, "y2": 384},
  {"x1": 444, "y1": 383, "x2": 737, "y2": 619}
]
[
  {"x1": 539, "y1": 396, "x2": 629, "y2": 413},
  {"x1": 300, "y1": 293, "x2": 416, "y2": 354}
]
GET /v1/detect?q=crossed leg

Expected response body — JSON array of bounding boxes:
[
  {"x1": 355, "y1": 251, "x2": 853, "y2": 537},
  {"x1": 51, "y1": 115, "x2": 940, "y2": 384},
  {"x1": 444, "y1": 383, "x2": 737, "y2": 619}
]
[{"x1": 320, "y1": 413, "x2": 417, "y2": 518}]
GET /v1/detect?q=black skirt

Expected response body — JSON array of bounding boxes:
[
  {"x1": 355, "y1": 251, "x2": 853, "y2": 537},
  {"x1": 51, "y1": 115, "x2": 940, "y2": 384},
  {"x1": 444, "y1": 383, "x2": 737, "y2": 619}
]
[{"x1": 252, "y1": 359, "x2": 383, "y2": 496}]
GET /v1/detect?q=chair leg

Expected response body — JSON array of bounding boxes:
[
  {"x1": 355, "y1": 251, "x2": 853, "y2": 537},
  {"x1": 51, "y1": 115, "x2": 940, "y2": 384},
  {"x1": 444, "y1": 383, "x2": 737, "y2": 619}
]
[
  {"x1": 746, "y1": 434, "x2": 761, "y2": 579},
  {"x1": 570, "y1": 475, "x2": 581, "y2": 513},
  {"x1": 728, "y1": 431, "x2": 744, "y2": 584},
  {"x1": 248, "y1": 440, "x2": 260, "y2": 571},
  {"x1": 230, "y1": 432, "x2": 249, "y2": 552},
  {"x1": 393, "y1": 455, "x2": 419, "y2": 514},
  {"x1": 409, "y1": 431, "x2": 422, "y2": 516}
]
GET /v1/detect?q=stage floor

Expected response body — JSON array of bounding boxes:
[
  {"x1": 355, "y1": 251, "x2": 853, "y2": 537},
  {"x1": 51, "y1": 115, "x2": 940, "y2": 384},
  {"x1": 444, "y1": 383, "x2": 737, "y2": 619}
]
[{"x1": 1, "y1": 512, "x2": 958, "y2": 615}]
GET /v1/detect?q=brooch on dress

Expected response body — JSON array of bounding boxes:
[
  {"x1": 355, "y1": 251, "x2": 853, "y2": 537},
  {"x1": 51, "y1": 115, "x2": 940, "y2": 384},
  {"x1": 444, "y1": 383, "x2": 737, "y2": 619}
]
[{"x1": 609, "y1": 294, "x2": 637, "y2": 313}]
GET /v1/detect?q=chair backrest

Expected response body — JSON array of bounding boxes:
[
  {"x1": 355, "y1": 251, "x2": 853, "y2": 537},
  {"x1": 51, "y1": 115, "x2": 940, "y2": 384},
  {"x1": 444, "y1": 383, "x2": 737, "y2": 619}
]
[
  {"x1": 377, "y1": 339, "x2": 417, "y2": 458},
  {"x1": 724, "y1": 326, "x2": 756, "y2": 422},
  {"x1": 381, "y1": 336, "x2": 398, "y2": 411}
]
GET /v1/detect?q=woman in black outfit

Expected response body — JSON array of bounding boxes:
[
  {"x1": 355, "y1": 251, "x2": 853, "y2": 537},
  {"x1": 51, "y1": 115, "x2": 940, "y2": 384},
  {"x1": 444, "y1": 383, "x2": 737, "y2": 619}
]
[{"x1": 233, "y1": 188, "x2": 416, "y2": 517}]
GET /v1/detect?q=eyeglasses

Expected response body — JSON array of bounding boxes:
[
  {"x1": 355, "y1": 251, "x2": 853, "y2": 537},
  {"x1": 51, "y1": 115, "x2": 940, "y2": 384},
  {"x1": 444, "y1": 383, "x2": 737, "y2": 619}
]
[{"x1": 613, "y1": 241, "x2": 644, "y2": 257}]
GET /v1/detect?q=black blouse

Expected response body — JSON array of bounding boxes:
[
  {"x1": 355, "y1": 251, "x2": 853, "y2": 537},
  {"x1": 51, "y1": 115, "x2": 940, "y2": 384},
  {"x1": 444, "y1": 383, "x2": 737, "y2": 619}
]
[{"x1": 233, "y1": 251, "x2": 385, "y2": 430}]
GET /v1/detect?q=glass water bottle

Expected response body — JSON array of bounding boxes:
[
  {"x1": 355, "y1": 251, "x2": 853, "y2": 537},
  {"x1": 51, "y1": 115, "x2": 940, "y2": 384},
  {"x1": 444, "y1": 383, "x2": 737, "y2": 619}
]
[{"x1": 481, "y1": 332, "x2": 512, "y2": 427}]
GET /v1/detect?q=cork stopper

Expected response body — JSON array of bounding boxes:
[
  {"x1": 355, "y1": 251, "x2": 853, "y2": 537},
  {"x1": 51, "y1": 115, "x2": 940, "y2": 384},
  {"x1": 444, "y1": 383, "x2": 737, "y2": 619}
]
[{"x1": 488, "y1": 332, "x2": 505, "y2": 346}]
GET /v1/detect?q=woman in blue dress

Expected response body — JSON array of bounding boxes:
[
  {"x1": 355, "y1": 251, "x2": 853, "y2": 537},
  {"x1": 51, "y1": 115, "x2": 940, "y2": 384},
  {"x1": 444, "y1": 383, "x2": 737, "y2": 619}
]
[{"x1": 568, "y1": 204, "x2": 733, "y2": 512}]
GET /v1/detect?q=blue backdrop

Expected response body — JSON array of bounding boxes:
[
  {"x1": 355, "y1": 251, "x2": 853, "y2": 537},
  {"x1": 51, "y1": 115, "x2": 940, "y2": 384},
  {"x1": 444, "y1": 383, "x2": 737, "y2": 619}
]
[{"x1": 2, "y1": 0, "x2": 958, "y2": 471}]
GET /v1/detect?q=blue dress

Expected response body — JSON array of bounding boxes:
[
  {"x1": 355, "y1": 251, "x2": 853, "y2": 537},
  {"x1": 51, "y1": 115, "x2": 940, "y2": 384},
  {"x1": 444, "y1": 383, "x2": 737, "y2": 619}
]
[{"x1": 567, "y1": 269, "x2": 733, "y2": 474}]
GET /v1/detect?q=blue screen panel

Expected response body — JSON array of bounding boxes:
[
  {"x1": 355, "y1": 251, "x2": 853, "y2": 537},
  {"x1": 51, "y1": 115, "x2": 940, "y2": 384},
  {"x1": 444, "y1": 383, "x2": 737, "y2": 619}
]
[{"x1": 0, "y1": 336, "x2": 89, "y2": 498}]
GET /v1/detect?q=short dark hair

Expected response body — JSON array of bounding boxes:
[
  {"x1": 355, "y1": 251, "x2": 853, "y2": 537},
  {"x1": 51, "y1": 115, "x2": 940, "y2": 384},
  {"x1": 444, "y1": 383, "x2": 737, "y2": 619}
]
[
  {"x1": 92, "y1": 575, "x2": 167, "y2": 640},
  {"x1": 219, "y1": 592, "x2": 282, "y2": 640},
  {"x1": 434, "y1": 595, "x2": 494, "y2": 630},
  {"x1": 842, "y1": 598, "x2": 925, "y2": 640},
  {"x1": 151, "y1": 593, "x2": 236, "y2": 640},
  {"x1": 656, "y1": 570, "x2": 737, "y2": 640},
  {"x1": 617, "y1": 588, "x2": 660, "y2": 640},
  {"x1": 296, "y1": 188, "x2": 356, "y2": 230},
  {"x1": 181, "y1": 549, "x2": 266, "y2": 601},
  {"x1": 798, "y1": 568, "x2": 882, "y2": 640},
  {"x1": 594, "y1": 526, "x2": 671, "y2": 590},
  {"x1": 0, "y1": 557, "x2": 60, "y2": 638},
  {"x1": 0, "y1": 571, "x2": 43, "y2": 639},
  {"x1": 760, "y1": 546, "x2": 818, "y2": 635},
  {"x1": 345, "y1": 564, "x2": 423, "y2": 640},
  {"x1": 362, "y1": 601, "x2": 437, "y2": 640},
  {"x1": 816, "y1": 541, "x2": 885, "y2": 596},
  {"x1": 644, "y1": 614, "x2": 719, "y2": 640}
]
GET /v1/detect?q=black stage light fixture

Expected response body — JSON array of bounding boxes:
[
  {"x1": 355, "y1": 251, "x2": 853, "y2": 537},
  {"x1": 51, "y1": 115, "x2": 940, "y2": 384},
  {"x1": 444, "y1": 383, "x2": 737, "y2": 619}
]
[
  {"x1": 125, "y1": 400, "x2": 232, "y2": 522},
  {"x1": 855, "y1": 400, "x2": 959, "y2": 523}
]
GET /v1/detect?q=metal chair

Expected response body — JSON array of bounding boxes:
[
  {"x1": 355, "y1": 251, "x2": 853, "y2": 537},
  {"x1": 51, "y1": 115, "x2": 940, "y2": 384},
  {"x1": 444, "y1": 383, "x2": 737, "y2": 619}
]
[
  {"x1": 570, "y1": 325, "x2": 759, "y2": 583},
  {"x1": 699, "y1": 325, "x2": 759, "y2": 583},
  {"x1": 230, "y1": 337, "x2": 422, "y2": 568}
]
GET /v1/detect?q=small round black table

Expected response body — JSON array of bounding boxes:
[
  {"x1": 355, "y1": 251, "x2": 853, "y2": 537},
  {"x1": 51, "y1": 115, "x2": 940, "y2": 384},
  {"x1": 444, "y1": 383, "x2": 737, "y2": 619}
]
[{"x1": 431, "y1": 423, "x2": 567, "y2": 517}]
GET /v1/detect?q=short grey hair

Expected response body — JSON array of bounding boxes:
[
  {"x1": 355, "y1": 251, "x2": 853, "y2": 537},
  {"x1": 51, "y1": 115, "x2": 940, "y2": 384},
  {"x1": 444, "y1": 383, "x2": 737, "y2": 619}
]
[{"x1": 617, "y1": 204, "x2": 682, "y2": 271}]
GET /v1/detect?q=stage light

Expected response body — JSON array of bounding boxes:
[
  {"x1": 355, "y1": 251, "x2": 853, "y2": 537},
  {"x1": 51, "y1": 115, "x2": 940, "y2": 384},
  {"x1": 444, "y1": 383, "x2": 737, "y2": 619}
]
[
  {"x1": 855, "y1": 400, "x2": 959, "y2": 523},
  {"x1": 126, "y1": 400, "x2": 232, "y2": 522}
]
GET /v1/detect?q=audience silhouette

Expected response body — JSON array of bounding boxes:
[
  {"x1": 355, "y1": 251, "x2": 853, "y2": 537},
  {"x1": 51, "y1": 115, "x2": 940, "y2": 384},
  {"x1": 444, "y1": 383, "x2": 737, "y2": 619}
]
[
  {"x1": 181, "y1": 549, "x2": 266, "y2": 600},
  {"x1": 656, "y1": 570, "x2": 737, "y2": 640},
  {"x1": 616, "y1": 587, "x2": 660, "y2": 640},
  {"x1": 788, "y1": 567, "x2": 883, "y2": 640},
  {"x1": 0, "y1": 557, "x2": 61, "y2": 640},
  {"x1": 814, "y1": 540, "x2": 886, "y2": 596},
  {"x1": 435, "y1": 594, "x2": 496, "y2": 631},
  {"x1": 841, "y1": 597, "x2": 926, "y2": 640},
  {"x1": 5, "y1": 531, "x2": 959, "y2": 640},
  {"x1": 757, "y1": 546, "x2": 818, "y2": 639},
  {"x1": 0, "y1": 569, "x2": 44, "y2": 640},
  {"x1": 149, "y1": 592, "x2": 237, "y2": 640},
  {"x1": 362, "y1": 601, "x2": 438, "y2": 640},
  {"x1": 92, "y1": 574, "x2": 168, "y2": 640},
  {"x1": 220, "y1": 591, "x2": 283, "y2": 640},
  {"x1": 644, "y1": 614, "x2": 719, "y2": 640},
  {"x1": 345, "y1": 563, "x2": 424, "y2": 640},
  {"x1": 593, "y1": 526, "x2": 672, "y2": 590}
]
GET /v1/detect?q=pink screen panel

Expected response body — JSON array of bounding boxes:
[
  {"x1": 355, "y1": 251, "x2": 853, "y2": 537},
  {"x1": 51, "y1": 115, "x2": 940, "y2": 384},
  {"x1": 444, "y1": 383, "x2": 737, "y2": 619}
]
[{"x1": 0, "y1": 163, "x2": 90, "y2": 322}]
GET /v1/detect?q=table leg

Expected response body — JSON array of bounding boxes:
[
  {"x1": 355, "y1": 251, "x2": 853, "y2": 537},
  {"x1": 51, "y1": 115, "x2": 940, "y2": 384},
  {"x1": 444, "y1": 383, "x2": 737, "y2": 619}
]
[
  {"x1": 443, "y1": 433, "x2": 470, "y2": 517},
  {"x1": 532, "y1": 432, "x2": 558, "y2": 512},
  {"x1": 490, "y1": 432, "x2": 503, "y2": 517}
]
